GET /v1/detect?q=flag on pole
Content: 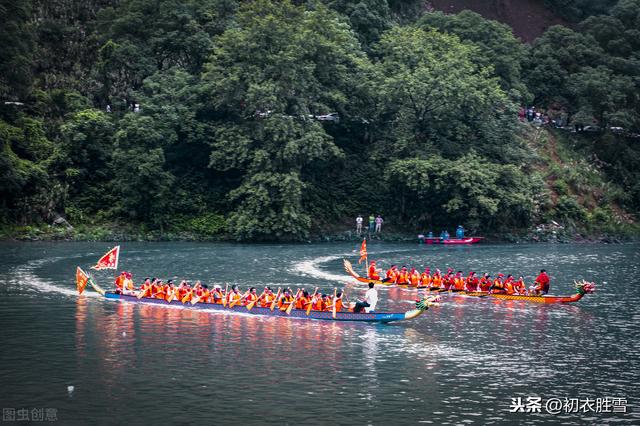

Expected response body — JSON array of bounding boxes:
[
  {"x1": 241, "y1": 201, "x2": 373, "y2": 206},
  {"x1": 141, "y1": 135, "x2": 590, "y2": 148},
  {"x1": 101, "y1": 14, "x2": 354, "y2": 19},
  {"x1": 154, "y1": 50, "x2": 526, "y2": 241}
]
[
  {"x1": 76, "y1": 266, "x2": 89, "y2": 294},
  {"x1": 358, "y1": 239, "x2": 367, "y2": 264},
  {"x1": 91, "y1": 246, "x2": 120, "y2": 270}
]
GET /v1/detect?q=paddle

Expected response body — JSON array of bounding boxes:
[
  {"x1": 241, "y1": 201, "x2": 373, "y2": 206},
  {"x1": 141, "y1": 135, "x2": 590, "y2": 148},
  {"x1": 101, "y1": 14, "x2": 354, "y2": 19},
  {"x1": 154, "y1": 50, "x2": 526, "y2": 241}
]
[
  {"x1": 246, "y1": 289, "x2": 266, "y2": 311},
  {"x1": 137, "y1": 285, "x2": 150, "y2": 299},
  {"x1": 270, "y1": 288, "x2": 282, "y2": 311},
  {"x1": 306, "y1": 287, "x2": 319, "y2": 315},
  {"x1": 166, "y1": 286, "x2": 177, "y2": 303},
  {"x1": 286, "y1": 289, "x2": 302, "y2": 315},
  {"x1": 181, "y1": 283, "x2": 198, "y2": 304},
  {"x1": 190, "y1": 282, "x2": 204, "y2": 305},
  {"x1": 332, "y1": 287, "x2": 338, "y2": 319},
  {"x1": 229, "y1": 290, "x2": 249, "y2": 308},
  {"x1": 222, "y1": 283, "x2": 229, "y2": 307}
]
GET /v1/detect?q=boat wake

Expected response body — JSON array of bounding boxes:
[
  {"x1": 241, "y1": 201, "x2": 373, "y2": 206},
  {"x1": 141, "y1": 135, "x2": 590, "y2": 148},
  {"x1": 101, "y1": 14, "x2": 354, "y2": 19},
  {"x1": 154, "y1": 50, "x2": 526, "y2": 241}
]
[
  {"x1": 8, "y1": 256, "x2": 101, "y2": 299},
  {"x1": 291, "y1": 253, "x2": 350, "y2": 283}
]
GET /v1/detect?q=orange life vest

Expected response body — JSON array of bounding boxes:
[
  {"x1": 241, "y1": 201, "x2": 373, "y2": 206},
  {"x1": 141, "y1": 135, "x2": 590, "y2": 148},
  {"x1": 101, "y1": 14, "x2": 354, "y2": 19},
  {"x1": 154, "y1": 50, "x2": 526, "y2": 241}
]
[
  {"x1": 410, "y1": 272, "x2": 420, "y2": 287},
  {"x1": 296, "y1": 296, "x2": 309, "y2": 310},
  {"x1": 397, "y1": 271, "x2": 409, "y2": 284},
  {"x1": 278, "y1": 294, "x2": 294, "y2": 310},
  {"x1": 454, "y1": 277, "x2": 465, "y2": 290},
  {"x1": 312, "y1": 297, "x2": 325, "y2": 311},
  {"x1": 260, "y1": 293, "x2": 274, "y2": 308},
  {"x1": 420, "y1": 273, "x2": 431, "y2": 287},
  {"x1": 368, "y1": 265, "x2": 380, "y2": 280},
  {"x1": 432, "y1": 275, "x2": 442, "y2": 288}
]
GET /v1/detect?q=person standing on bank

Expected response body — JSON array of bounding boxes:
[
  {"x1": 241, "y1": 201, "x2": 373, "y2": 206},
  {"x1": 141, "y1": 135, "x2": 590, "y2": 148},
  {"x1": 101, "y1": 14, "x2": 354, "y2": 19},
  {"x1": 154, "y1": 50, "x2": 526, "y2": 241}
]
[
  {"x1": 368, "y1": 214, "x2": 375, "y2": 233},
  {"x1": 356, "y1": 215, "x2": 363, "y2": 234},
  {"x1": 375, "y1": 215, "x2": 383, "y2": 233},
  {"x1": 353, "y1": 282, "x2": 378, "y2": 313}
]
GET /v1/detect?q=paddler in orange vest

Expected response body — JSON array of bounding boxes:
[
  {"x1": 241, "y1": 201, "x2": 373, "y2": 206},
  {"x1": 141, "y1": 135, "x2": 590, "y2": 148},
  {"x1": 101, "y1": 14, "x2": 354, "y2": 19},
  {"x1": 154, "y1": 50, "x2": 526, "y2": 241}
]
[
  {"x1": 465, "y1": 271, "x2": 479, "y2": 291},
  {"x1": 453, "y1": 271, "x2": 465, "y2": 290},
  {"x1": 432, "y1": 269, "x2": 442, "y2": 288},
  {"x1": 138, "y1": 277, "x2": 151, "y2": 297},
  {"x1": 420, "y1": 268, "x2": 432, "y2": 287},
  {"x1": 258, "y1": 287, "x2": 275, "y2": 307},
  {"x1": 514, "y1": 276, "x2": 527, "y2": 295},
  {"x1": 295, "y1": 290, "x2": 310, "y2": 310},
  {"x1": 227, "y1": 285, "x2": 242, "y2": 306},
  {"x1": 114, "y1": 271, "x2": 126, "y2": 293},
  {"x1": 490, "y1": 274, "x2": 506, "y2": 294},
  {"x1": 368, "y1": 261, "x2": 381, "y2": 281},
  {"x1": 334, "y1": 291, "x2": 344, "y2": 312},
  {"x1": 176, "y1": 280, "x2": 187, "y2": 300},
  {"x1": 409, "y1": 268, "x2": 420, "y2": 287},
  {"x1": 311, "y1": 292, "x2": 325, "y2": 311},
  {"x1": 383, "y1": 265, "x2": 397, "y2": 283},
  {"x1": 325, "y1": 291, "x2": 344, "y2": 312},
  {"x1": 151, "y1": 278, "x2": 163, "y2": 298},
  {"x1": 504, "y1": 275, "x2": 516, "y2": 295},
  {"x1": 278, "y1": 288, "x2": 295, "y2": 311},
  {"x1": 396, "y1": 266, "x2": 409, "y2": 285},
  {"x1": 211, "y1": 285, "x2": 224, "y2": 304}
]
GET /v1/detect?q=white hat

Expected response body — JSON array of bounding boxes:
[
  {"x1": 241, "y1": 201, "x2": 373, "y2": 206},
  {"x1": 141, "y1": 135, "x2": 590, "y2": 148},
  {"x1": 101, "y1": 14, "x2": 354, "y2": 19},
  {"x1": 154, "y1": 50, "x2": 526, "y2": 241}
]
[{"x1": 214, "y1": 284, "x2": 221, "y2": 290}]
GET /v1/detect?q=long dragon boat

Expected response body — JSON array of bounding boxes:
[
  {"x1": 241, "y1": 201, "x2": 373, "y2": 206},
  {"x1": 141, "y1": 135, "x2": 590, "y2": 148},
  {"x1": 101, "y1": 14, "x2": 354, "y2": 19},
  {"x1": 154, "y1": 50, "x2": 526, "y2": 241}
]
[
  {"x1": 85, "y1": 276, "x2": 436, "y2": 323},
  {"x1": 343, "y1": 260, "x2": 595, "y2": 304}
]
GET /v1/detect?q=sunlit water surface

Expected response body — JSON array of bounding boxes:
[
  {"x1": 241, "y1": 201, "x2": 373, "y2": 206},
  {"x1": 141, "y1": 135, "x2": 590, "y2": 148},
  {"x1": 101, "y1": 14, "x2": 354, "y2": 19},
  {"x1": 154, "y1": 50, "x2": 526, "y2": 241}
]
[{"x1": 0, "y1": 242, "x2": 638, "y2": 424}]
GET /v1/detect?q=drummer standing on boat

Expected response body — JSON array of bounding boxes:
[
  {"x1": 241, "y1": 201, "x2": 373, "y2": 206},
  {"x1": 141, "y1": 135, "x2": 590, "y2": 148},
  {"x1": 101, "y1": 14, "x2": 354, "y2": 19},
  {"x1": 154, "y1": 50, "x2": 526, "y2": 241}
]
[{"x1": 532, "y1": 269, "x2": 550, "y2": 294}]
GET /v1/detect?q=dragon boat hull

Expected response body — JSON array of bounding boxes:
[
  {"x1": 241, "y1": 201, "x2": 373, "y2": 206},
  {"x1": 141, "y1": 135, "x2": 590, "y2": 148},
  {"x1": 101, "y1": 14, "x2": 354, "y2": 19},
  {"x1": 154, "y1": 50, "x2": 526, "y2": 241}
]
[
  {"x1": 103, "y1": 292, "x2": 426, "y2": 323},
  {"x1": 343, "y1": 260, "x2": 590, "y2": 304}
]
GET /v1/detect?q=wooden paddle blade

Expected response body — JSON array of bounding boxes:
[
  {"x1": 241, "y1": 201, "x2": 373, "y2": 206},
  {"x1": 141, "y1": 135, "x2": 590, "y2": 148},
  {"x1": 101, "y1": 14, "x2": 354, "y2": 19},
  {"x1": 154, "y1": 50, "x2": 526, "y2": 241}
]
[
  {"x1": 270, "y1": 288, "x2": 281, "y2": 311},
  {"x1": 190, "y1": 296, "x2": 200, "y2": 305},
  {"x1": 246, "y1": 300, "x2": 257, "y2": 311}
]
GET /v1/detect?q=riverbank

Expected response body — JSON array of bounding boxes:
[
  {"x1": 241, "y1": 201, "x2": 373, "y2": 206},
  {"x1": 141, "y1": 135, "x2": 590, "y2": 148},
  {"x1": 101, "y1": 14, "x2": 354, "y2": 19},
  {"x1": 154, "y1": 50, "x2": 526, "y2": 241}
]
[{"x1": 2, "y1": 221, "x2": 638, "y2": 244}]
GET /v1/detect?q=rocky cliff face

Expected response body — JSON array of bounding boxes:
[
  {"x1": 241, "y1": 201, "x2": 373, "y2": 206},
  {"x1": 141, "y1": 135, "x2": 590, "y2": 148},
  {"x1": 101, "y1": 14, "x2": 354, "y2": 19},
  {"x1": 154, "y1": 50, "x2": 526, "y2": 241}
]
[{"x1": 428, "y1": 0, "x2": 567, "y2": 42}]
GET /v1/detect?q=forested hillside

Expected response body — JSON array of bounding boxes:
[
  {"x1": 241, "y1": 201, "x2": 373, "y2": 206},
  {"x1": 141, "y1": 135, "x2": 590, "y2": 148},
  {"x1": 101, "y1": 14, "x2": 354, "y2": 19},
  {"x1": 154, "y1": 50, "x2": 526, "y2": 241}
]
[{"x1": 1, "y1": 0, "x2": 639, "y2": 241}]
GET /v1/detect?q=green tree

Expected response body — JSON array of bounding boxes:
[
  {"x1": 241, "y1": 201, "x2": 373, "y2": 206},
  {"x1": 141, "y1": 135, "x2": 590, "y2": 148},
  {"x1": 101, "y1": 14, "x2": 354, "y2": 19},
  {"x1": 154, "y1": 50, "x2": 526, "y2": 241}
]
[
  {"x1": 202, "y1": 0, "x2": 366, "y2": 239},
  {"x1": 418, "y1": 10, "x2": 529, "y2": 99},
  {"x1": 369, "y1": 26, "x2": 514, "y2": 161}
]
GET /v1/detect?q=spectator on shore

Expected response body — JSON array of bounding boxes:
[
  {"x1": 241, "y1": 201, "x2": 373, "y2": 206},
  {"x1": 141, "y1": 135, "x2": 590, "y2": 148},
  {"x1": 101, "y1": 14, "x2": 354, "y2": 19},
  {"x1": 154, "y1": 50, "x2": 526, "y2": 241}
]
[
  {"x1": 106, "y1": 104, "x2": 111, "y2": 113},
  {"x1": 356, "y1": 215, "x2": 363, "y2": 234},
  {"x1": 375, "y1": 215, "x2": 384, "y2": 233},
  {"x1": 368, "y1": 215, "x2": 375, "y2": 233}
]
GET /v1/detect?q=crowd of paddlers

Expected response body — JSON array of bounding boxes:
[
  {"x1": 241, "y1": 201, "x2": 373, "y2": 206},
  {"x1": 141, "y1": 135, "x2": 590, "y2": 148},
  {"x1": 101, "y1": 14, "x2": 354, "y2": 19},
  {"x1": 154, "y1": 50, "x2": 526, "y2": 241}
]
[
  {"x1": 368, "y1": 262, "x2": 551, "y2": 295},
  {"x1": 114, "y1": 272, "x2": 348, "y2": 312}
]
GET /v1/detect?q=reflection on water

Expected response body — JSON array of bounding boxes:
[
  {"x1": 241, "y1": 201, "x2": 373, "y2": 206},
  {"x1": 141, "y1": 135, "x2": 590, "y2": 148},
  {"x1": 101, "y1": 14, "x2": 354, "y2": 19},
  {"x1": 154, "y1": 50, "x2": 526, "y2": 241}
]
[{"x1": 0, "y1": 241, "x2": 638, "y2": 424}]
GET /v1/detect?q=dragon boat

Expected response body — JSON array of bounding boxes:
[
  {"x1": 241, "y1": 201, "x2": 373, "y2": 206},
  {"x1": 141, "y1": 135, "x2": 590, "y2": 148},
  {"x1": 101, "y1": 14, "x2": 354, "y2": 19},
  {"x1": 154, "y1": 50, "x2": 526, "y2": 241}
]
[
  {"x1": 343, "y1": 260, "x2": 595, "y2": 304},
  {"x1": 85, "y1": 276, "x2": 436, "y2": 323}
]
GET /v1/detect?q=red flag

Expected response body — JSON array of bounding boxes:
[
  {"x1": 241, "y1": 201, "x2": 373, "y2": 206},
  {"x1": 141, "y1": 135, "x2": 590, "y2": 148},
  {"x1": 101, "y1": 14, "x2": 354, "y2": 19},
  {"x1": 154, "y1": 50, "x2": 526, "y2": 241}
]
[
  {"x1": 358, "y1": 239, "x2": 367, "y2": 264},
  {"x1": 91, "y1": 246, "x2": 120, "y2": 270},
  {"x1": 76, "y1": 266, "x2": 89, "y2": 294}
]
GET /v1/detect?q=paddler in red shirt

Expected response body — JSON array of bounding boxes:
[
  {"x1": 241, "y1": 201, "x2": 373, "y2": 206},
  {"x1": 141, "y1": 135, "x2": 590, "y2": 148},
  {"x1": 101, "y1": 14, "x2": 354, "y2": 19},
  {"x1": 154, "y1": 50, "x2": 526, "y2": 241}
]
[
  {"x1": 368, "y1": 261, "x2": 381, "y2": 281},
  {"x1": 479, "y1": 273, "x2": 491, "y2": 292},
  {"x1": 465, "y1": 271, "x2": 479, "y2": 291},
  {"x1": 243, "y1": 287, "x2": 258, "y2": 306},
  {"x1": 532, "y1": 269, "x2": 550, "y2": 294}
]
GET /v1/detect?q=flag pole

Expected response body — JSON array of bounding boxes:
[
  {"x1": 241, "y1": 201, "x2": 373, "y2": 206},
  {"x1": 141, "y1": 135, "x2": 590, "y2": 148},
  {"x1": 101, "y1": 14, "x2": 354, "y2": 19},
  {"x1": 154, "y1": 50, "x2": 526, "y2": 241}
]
[{"x1": 364, "y1": 238, "x2": 368, "y2": 276}]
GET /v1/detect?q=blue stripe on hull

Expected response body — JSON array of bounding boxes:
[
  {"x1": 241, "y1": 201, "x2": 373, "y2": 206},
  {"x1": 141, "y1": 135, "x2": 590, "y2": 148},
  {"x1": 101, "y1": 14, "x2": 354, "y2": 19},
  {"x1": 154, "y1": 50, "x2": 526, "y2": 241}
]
[{"x1": 105, "y1": 293, "x2": 407, "y2": 323}]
